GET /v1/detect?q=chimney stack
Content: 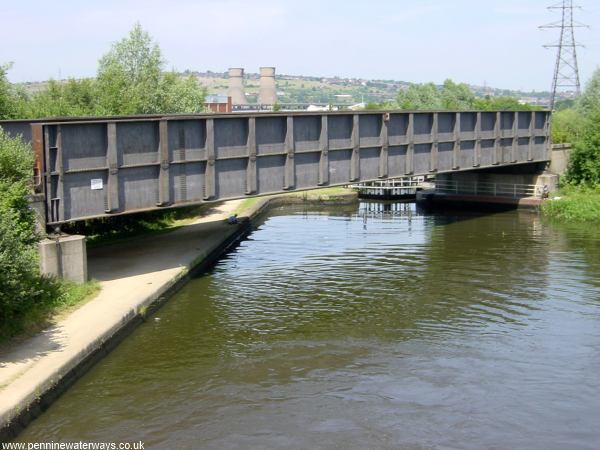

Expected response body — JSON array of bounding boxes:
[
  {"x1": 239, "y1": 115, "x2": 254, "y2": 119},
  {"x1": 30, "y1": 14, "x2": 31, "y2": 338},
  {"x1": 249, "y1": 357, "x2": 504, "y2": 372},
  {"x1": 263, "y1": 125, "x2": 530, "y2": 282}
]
[
  {"x1": 227, "y1": 68, "x2": 247, "y2": 105},
  {"x1": 258, "y1": 67, "x2": 277, "y2": 105}
]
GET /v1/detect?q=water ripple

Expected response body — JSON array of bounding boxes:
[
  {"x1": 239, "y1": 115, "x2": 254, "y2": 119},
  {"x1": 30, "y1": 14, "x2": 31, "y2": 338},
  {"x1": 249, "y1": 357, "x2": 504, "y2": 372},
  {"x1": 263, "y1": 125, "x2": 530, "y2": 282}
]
[{"x1": 16, "y1": 203, "x2": 600, "y2": 449}]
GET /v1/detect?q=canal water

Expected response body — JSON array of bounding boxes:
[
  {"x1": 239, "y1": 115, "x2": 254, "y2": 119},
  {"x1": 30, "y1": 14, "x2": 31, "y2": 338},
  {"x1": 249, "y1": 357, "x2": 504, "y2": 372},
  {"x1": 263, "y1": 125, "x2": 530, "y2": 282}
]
[{"x1": 17, "y1": 203, "x2": 600, "y2": 449}]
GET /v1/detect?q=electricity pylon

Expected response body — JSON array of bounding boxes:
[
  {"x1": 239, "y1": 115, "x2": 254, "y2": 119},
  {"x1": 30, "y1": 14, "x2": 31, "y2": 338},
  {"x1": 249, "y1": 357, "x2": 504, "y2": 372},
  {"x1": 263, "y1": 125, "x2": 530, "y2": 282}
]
[{"x1": 540, "y1": 0, "x2": 586, "y2": 110}]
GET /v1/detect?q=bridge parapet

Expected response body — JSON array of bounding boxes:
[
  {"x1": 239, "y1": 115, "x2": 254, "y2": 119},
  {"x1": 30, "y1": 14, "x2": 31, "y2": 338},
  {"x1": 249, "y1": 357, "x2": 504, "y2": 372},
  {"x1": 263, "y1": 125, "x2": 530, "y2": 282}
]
[{"x1": 0, "y1": 110, "x2": 550, "y2": 225}]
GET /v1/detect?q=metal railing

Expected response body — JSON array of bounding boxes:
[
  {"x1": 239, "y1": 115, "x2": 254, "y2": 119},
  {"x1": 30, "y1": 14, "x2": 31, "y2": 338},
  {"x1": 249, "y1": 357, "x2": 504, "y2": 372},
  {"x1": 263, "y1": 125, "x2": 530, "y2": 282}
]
[
  {"x1": 350, "y1": 177, "x2": 430, "y2": 197},
  {"x1": 351, "y1": 176, "x2": 426, "y2": 190},
  {"x1": 435, "y1": 179, "x2": 541, "y2": 198}
]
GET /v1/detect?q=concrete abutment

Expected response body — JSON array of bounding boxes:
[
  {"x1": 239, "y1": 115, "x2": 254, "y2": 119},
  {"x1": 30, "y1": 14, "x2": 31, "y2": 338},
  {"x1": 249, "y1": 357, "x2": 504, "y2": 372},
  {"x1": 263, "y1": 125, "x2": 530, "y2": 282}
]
[
  {"x1": 418, "y1": 162, "x2": 559, "y2": 209},
  {"x1": 39, "y1": 235, "x2": 88, "y2": 283}
]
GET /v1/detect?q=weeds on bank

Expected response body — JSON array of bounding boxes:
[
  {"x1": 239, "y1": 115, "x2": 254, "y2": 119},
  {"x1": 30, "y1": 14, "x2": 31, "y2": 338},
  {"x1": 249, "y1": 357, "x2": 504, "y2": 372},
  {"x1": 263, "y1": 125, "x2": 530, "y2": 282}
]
[
  {"x1": 542, "y1": 185, "x2": 600, "y2": 222},
  {"x1": 234, "y1": 187, "x2": 357, "y2": 217},
  {"x1": 0, "y1": 279, "x2": 100, "y2": 345},
  {"x1": 63, "y1": 204, "x2": 213, "y2": 247}
]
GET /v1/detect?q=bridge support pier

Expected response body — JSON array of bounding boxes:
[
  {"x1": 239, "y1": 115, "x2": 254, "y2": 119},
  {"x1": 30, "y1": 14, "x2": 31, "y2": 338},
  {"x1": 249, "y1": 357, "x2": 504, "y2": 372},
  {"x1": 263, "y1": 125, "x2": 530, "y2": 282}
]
[
  {"x1": 435, "y1": 170, "x2": 558, "y2": 194},
  {"x1": 28, "y1": 193, "x2": 46, "y2": 234},
  {"x1": 418, "y1": 163, "x2": 559, "y2": 209},
  {"x1": 39, "y1": 235, "x2": 88, "y2": 283}
]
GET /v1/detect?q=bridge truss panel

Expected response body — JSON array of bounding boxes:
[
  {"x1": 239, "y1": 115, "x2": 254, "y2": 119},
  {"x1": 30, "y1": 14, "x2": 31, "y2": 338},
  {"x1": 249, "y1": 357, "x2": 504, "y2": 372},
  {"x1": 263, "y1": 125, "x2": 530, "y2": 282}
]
[{"x1": 0, "y1": 110, "x2": 550, "y2": 224}]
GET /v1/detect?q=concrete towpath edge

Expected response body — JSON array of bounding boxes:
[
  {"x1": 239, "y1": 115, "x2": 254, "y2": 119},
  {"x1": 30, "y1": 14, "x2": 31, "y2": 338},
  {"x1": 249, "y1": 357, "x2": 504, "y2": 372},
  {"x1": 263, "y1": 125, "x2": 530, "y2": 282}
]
[{"x1": 0, "y1": 191, "x2": 358, "y2": 442}]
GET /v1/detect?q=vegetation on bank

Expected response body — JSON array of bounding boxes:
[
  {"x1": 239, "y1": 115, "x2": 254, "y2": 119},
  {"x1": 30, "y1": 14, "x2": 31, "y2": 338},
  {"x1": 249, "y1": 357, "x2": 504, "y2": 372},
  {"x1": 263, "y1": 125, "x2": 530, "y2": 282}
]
[
  {"x1": 542, "y1": 68, "x2": 600, "y2": 222},
  {"x1": 0, "y1": 129, "x2": 98, "y2": 343},
  {"x1": 542, "y1": 186, "x2": 600, "y2": 222},
  {"x1": 233, "y1": 186, "x2": 357, "y2": 217}
]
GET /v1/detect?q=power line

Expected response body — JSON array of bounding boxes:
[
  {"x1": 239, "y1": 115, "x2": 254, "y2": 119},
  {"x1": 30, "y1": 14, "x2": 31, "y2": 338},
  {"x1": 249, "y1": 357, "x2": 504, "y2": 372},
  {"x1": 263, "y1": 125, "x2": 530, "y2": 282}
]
[{"x1": 539, "y1": 0, "x2": 587, "y2": 109}]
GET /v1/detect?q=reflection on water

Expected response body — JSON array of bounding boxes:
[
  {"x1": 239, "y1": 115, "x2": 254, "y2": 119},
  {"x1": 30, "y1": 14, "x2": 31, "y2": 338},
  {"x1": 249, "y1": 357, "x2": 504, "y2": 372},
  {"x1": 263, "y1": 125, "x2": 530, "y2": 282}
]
[{"x1": 17, "y1": 203, "x2": 600, "y2": 449}]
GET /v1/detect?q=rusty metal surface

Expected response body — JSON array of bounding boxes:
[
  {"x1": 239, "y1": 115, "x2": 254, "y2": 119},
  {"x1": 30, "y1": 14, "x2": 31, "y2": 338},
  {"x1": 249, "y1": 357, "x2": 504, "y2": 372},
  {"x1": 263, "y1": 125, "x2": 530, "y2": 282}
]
[{"x1": 30, "y1": 124, "x2": 44, "y2": 192}]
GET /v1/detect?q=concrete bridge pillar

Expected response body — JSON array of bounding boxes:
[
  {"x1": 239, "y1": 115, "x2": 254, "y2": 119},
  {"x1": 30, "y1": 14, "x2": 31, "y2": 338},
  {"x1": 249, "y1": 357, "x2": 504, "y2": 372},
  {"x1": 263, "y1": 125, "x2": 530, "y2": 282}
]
[
  {"x1": 28, "y1": 194, "x2": 88, "y2": 283},
  {"x1": 549, "y1": 143, "x2": 571, "y2": 176},
  {"x1": 535, "y1": 173, "x2": 559, "y2": 193},
  {"x1": 39, "y1": 235, "x2": 88, "y2": 283},
  {"x1": 28, "y1": 193, "x2": 46, "y2": 235}
]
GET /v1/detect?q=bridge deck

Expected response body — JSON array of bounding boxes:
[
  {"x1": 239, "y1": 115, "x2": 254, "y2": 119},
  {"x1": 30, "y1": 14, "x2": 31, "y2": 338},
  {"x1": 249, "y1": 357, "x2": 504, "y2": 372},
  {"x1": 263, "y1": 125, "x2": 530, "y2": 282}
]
[{"x1": 0, "y1": 110, "x2": 550, "y2": 224}]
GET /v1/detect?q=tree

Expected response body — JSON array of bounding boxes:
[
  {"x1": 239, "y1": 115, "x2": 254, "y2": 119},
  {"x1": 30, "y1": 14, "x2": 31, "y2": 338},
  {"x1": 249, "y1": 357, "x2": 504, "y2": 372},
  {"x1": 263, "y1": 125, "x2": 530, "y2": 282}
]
[
  {"x1": 551, "y1": 108, "x2": 584, "y2": 144},
  {"x1": 576, "y1": 69, "x2": 600, "y2": 116},
  {"x1": 396, "y1": 82, "x2": 442, "y2": 109},
  {"x1": 7, "y1": 24, "x2": 207, "y2": 119},
  {"x1": 473, "y1": 96, "x2": 533, "y2": 111},
  {"x1": 440, "y1": 79, "x2": 475, "y2": 109},
  {"x1": 549, "y1": 67, "x2": 600, "y2": 185},
  {"x1": 0, "y1": 63, "x2": 27, "y2": 119},
  {"x1": 0, "y1": 206, "x2": 44, "y2": 328},
  {"x1": 562, "y1": 67, "x2": 600, "y2": 185},
  {"x1": 395, "y1": 80, "x2": 475, "y2": 110},
  {"x1": 0, "y1": 128, "x2": 36, "y2": 243},
  {"x1": 95, "y1": 23, "x2": 205, "y2": 115},
  {"x1": 157, "y1": 72, "x2": 207, "y2": 114},
  {"x1": 25, "y1": 78, "x2": 97, "y2": 118},
  {"x1": 96, "y1": 23, "x2": 163, "y2": 115},
  {"x1": 395, "y1": 79, "x2": 535, "y2": 111},
  {"x1": 0, "y1": 128, "x2": 50, "y2": 335},
  {"x1": 564, "y1": 107, "x2": 600, "y2": 185},
  {"x1": 0, "y1": 64, "x2": 13, "y2": 118}
]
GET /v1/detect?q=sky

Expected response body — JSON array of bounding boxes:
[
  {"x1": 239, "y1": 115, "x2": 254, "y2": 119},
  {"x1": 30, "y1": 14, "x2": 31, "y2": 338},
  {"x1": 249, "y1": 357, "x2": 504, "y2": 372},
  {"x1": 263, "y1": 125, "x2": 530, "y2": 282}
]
[{"x1": 1, "y1": 0, "x2": 599, "y2": 91}]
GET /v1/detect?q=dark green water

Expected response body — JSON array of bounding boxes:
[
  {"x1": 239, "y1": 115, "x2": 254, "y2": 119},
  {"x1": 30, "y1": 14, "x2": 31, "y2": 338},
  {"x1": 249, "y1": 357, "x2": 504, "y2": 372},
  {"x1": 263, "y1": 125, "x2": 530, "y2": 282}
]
[{"x1": 17, "y1": 203, "x2": 600, "y2": 449}]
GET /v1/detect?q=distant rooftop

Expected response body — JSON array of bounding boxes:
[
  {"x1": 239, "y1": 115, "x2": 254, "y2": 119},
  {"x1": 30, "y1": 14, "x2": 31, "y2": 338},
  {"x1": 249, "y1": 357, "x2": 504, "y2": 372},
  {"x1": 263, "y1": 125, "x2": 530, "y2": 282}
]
[{"x1": 205, "y1": 94, "x2": 230, "y2": 104}]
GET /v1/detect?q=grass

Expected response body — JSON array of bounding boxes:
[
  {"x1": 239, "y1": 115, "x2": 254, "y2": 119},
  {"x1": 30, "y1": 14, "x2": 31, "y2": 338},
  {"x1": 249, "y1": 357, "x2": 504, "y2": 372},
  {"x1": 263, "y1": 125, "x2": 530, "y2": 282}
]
[
  {"x1": 71, "y1": 204, "x2": 214, "y2": 248},
  {"x1": 541, "y1": 185, "x2": 600, "y2": 222},
  {"x1": 0, "y1": 279, "x2": 100, "y2": 346},
  {"x1": 234, "y1": 197, "x2": 264, "y2": 217},
  {"x1": 50, "y1": 280, "x2": 101, "y2": 320},
  {"x1": 234, "y1": 186, "x2": 357, "y2": 217},
  {"x1": 298, "y1": 186, "x2": 356, "y2": 197}
]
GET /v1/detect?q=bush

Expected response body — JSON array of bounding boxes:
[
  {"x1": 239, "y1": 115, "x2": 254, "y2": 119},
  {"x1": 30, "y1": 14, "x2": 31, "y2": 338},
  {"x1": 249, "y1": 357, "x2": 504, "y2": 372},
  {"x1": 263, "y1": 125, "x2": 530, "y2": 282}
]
[
  {"x1": 0, "y1": 129, "x2": 100, "y2": 341},
  {"x1": 25, "y1": 78, "x2": 98, "y2": 118},
  {"x1": 551, "y1": 108, "x2": 584, "y2": 144},
  {"x1": 0, "y1": 128, "x2": 36, "y2": 242},
  {"x1": 0, "y1": 130, "x2": 42, "y2": 337},
  {"x1": 563, "y1": 108, "x2": 600, "y2": 185},
  {"x1": 0, "y1": 208, "x2": 41, "y2": 320},
  {"x1": 541, "y1": 70, "x2": 600, "y2": 222},
  {"x1": 0, "y1": 63, "x2": 28, "y2": 119}
]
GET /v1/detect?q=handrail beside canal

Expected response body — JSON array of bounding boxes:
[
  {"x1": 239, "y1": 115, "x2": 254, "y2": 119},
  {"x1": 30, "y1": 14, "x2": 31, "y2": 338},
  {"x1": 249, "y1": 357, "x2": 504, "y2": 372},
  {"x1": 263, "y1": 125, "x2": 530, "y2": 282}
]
[{"x1": 435, "y1": 180, "x2": 542, "y2": 199}]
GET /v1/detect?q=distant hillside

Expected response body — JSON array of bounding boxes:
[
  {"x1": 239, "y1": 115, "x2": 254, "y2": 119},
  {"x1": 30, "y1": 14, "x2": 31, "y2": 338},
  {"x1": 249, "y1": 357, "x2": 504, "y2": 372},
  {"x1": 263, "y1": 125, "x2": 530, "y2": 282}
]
[
  {"x1": 187, "y1": 70, "x2": 555, "y2": 107},
  {"x1": 18, "y1": 71, "x2": 559, "y2": 107}
]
